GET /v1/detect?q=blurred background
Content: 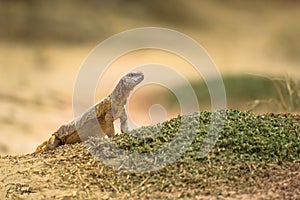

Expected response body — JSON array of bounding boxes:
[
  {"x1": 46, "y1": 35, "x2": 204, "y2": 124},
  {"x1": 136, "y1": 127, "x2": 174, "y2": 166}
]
[{"x1": 0, "y1": 0, "x2": 299, "y2": 155}]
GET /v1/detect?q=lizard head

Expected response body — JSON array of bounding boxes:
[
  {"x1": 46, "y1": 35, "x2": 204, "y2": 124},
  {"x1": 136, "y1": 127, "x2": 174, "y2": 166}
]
[
  {"x1": 121, "y1": 71, "x2": 144, "y2": 89},
  {"x1": 110, "y1": 71, "x2": 144, "y2": 101}
]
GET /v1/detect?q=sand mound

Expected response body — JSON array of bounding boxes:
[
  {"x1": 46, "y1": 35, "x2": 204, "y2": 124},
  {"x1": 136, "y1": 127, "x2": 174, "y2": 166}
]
[{"x1": 0, "y1": 110, "x2": 299, "y2": 199}]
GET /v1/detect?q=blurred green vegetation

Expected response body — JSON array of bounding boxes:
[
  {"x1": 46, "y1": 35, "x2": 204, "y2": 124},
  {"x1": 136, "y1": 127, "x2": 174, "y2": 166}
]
[
  {"x1": 1, "y1": 0, "x2": 203, "y2": 43},
  {"x1": 1, "y1": 0, "x2": 299, "y2": 69},
  {"x1": 164, "y1": 75, "x2": 300, "y2": 113},
  {"x1": 1, "y1": 0, "x2": 300, "y2": 46}
]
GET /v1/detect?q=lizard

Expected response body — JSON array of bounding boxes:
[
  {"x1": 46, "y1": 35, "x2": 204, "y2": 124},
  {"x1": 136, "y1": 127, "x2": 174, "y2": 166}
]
[{"x1": 35, "y1": 71, "x2": 144, "y2": 153}]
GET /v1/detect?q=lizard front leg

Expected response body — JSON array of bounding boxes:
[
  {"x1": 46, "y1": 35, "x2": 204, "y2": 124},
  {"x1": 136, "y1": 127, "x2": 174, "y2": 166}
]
[
  {"x1": 99, "y1": 112, "x2": 115, "y2": 138},
  {"x1": 120, "y1": 107, "x2": 128, "y2": 133}
]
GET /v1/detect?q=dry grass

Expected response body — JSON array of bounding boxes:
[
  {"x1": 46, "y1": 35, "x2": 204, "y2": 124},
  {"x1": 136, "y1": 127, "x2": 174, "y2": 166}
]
[{"x1": 249, "y1": 74, "x2": 300, "y2": 113}]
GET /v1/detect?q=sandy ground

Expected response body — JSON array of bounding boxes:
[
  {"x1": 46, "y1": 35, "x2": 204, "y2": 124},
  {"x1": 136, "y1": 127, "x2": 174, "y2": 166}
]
[{"x1": 0, "y1": 142, "x2": 299, "y2": 200}]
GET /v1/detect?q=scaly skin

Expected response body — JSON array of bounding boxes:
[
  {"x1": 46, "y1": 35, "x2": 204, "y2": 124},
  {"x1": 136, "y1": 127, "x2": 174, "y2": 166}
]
[{"x1": 35, "y1": 71, "x2": 144, "y2": 153}]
